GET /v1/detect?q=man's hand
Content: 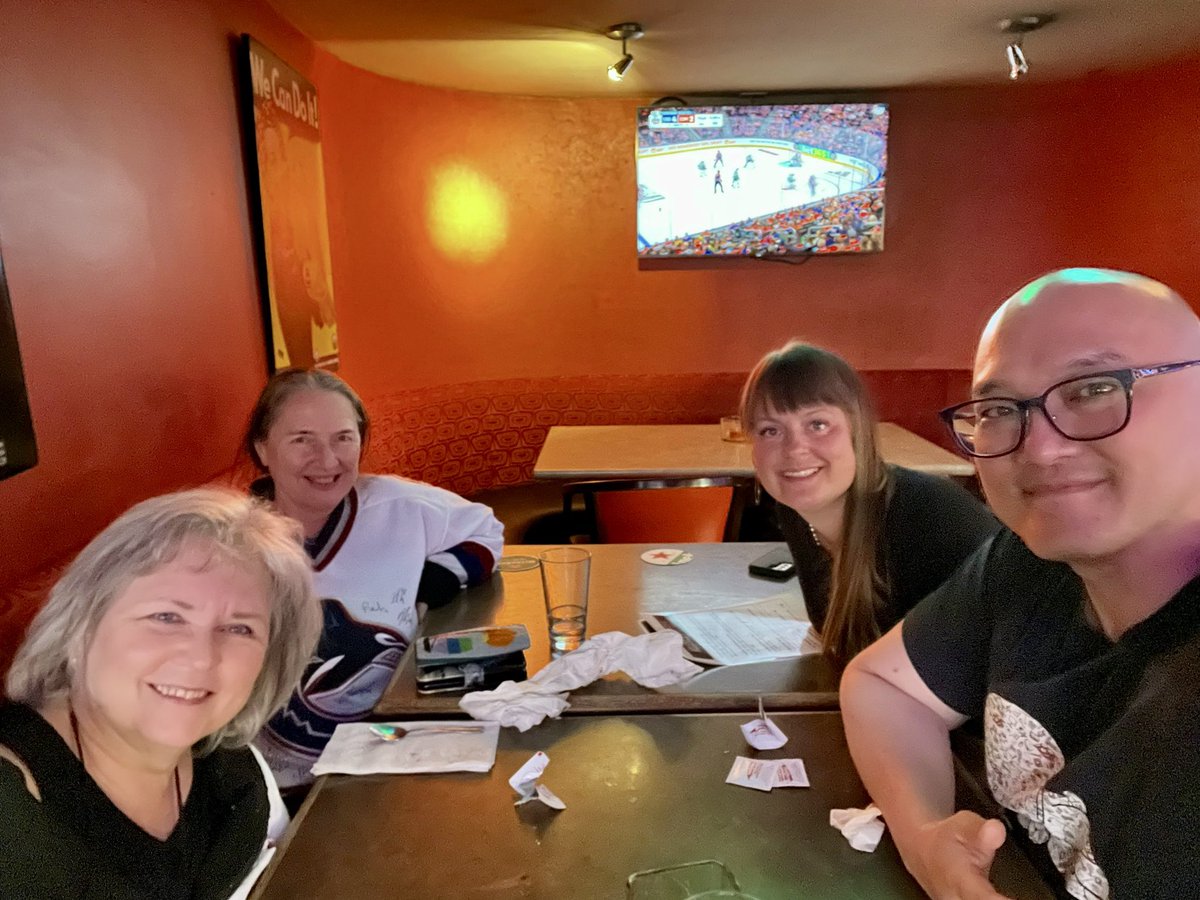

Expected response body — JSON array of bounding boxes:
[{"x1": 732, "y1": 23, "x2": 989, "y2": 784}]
[{"x1": 908, "y1": 812, "x2": 1011, "y2": 900}]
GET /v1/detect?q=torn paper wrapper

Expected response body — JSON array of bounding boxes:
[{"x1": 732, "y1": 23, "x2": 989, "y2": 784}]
[
  {"x1": 830, "y1": 804, "x2": 886, "y2": 852},
  {"x1": 741, "y1": 697, "x2": 788, "y2": 750},
  {"x1": 725, "y1": 756, "x2": 810, "y2": 792},
  {"x1": 509, "y1": 751, "x2": 565, "y2": 809}
]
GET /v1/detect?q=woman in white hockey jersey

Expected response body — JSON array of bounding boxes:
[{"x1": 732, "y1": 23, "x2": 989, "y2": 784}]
[{"x1": 242, "y1": 369, "x2": 504, "y2": 789}]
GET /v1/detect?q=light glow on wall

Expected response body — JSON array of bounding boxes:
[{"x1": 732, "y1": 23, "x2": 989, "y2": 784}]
[{"x1": 426, "y1": 163, "x2": 508, "y2": 263}]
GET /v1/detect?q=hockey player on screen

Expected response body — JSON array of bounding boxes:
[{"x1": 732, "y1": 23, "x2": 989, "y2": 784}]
[
  {"x1": 732, "y1": 168, "x2": 741, "y2": 189},
  {"x1": 714, "y1": 150, "x2": 724, "y2": 169},
  {"x1": 809, "y1": 174, "x2": 819, "y2": 197},
  {"x1": 744, "y1": 153, "x2": 755, "y2": 168},
  {"x1": 697, "y1": 159, "x2": 707, "y2": 178},
  {"x1": 713, "y1": 170, "x2": 724, "y2": 194}
]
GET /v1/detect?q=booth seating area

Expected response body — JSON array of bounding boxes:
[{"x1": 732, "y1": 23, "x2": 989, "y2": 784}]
[{"x1": 0, "y1": 367, "x2": 969, "y2": 680}]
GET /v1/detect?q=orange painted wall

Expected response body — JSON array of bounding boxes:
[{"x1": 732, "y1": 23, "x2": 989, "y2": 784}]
[
  {"x1": 3, "y1": 0, "x2": 1200, "y2": 595},
  {"x1": 314, "y1": 55, "x2": 1200, "y2": 398},
  {"x1": 0, "y1": 0, "x2": 314, "y2": 585}
]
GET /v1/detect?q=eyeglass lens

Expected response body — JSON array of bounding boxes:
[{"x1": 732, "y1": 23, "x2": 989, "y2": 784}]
[{"x1": 951, "y1": 373, "x2": 1129, "y2": 456}]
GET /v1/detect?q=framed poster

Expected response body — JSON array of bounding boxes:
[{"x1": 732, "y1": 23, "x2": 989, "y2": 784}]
[
  {"x1": 242, "y1": 36, "x2": 339, "y2": 372},
  {"x1": 0, "y1": 242, "x2": 36, "y2": 481}
]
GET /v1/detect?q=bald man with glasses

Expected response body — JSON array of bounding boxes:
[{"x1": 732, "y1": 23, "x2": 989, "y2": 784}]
[{"x1": 841, "y1": 269, "x2": 1200, "y2": 900}]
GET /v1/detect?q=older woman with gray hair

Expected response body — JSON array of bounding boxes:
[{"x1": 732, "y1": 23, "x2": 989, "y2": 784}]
[{"x1": 0, "y1": 488, "x2": 321, "y2": 900}]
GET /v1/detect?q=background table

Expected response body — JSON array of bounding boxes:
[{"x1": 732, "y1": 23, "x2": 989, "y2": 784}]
[
  {"x1": 533, "y1": 422, "x2": 974, "y2": 479},
  {"x1": 253, "y1": 712, "x2": 1052, "y2": 899},
  {"x1": 375, "y1": 543, "x2": 839, "y2": 717}
]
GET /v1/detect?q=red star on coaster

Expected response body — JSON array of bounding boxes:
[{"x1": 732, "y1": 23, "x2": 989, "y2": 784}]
[{"x1": 651, "y1": 551, "x2": 672, "y2": 560}]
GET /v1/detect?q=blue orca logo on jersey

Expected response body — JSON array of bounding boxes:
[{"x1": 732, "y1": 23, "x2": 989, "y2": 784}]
[{"x1": 265, "y1": 598, "x2": 408, "y2": 755}]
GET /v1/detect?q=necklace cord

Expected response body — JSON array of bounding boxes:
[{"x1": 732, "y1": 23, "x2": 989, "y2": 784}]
[{"x1": 68, "y1": 704, "x2": 183, "y2": 816}]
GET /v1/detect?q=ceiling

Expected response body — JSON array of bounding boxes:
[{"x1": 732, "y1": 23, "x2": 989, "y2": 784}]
[{"x1": 267, "y1": 0, "x2": 1200, "y2": 98}]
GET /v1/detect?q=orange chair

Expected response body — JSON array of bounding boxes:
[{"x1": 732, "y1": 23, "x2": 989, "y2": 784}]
[{"x1": 562, "y1": 477, "x2": 736, "y2": 543}]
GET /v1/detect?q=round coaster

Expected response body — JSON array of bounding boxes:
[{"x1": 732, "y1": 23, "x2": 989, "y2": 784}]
[
  {"x1": 497, "y1": 555, "x2": 540, "y2": 572},
  {"x1": 640, "y1": 548, "x2": 694, "y2": 566}
]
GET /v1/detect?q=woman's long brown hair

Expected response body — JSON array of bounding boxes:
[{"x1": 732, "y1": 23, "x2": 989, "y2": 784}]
[{"x1": 739, "y1": 341, "x2": 892, "y2": 665}]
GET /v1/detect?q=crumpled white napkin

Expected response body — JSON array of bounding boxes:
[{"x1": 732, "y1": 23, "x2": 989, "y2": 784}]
[
  {"x1": 829, "y1": 804, "x2": 887, "y2": 852},
  {"x1": 508, "y1": 751, "x2": 566, "y2": 809},
  {"x1": 459, "y1": 631, "x2": 702, "y2": 730}
]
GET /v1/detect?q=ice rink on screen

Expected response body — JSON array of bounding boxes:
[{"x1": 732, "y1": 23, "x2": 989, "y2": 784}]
[{"x1": 636, "y1": 143, "x2": 870, "y2": 247}]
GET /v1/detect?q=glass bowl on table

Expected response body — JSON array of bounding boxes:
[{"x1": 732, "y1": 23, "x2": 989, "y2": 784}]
[{"x1": 627, "y1": 859, "x2": 761, "y2": 900}]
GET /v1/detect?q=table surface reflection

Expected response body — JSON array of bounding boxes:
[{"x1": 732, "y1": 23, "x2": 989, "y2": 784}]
[
  {"x1": 375, "y1": 543, "x2": 840, "y2": 718},
  {"x1": 252, "y1": 712, "x2": 1052, "y2": 900}
]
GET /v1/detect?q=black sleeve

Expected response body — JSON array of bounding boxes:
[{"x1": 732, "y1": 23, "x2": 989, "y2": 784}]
[
  {"x1": 416, "y1": 560, "x2": 463, "y2": 609},
  {"x1": 902, "y1": 533, "x2": 1000, "y2": 719},
  {"x1": 883, "y1": 467, "x2": 1001, "y2": 618}
]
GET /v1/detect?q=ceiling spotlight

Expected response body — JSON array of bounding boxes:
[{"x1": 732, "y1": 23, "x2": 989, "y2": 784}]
[
  {"x1": 608, "y1": 54, "x2": 633, "y2": 82},
  {"x1": 605, "y1": 22, "x2": 644, "y2": 83},
  {"x1": 998, "y1": 13, "x2": 1056, "y2": 81}
]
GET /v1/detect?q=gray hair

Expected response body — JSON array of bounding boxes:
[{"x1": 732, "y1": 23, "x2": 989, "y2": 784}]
[
  {"x1": 6, "y1": 488, "x2": 321, "y2": 755},
  {"x1": 244, "y1": 367, "x2": 370, "y2": 471}
]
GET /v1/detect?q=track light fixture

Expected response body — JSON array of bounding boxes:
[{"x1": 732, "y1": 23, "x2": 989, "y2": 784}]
[
  {"x1": 605, "y1": 22, "x2": 644, "y2": 82},
  {"x1": 609, "y1": 53, "x2": 633, "y2": 81},
  {"x1": 999, "y1": 13, "x2": 1056, "y2": 81}
]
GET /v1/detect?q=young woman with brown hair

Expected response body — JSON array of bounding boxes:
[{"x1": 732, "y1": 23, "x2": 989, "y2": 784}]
[{"x1": 741, "y1": 342, "x2": 999, "y2": 664}]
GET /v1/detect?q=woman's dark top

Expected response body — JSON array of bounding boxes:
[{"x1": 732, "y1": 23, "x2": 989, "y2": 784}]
[
  {"x1": 778, "y1": 466, "x2": 1001, "y2": 636},
  {"x1": 0, "y1": 702, "x2": 269, "y2": 900}
]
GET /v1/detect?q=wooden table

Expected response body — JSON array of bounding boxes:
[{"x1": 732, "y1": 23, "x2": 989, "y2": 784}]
[
  {"x1": 253, "y1": 712, "x2": 1052, "y2": 899},
  {"x1": 533, "y1": 422, "x2": 974, "y2": 479},
  {"x1": 375, "y1": 543, "x2": 840, "y2": 717}
]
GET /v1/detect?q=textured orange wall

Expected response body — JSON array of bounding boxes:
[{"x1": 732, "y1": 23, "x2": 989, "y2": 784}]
[
  {"x1": 314, "y1": 54, "x2": 1200, "y2": 399},
  {"x1": 0, "y1": 0, "x2": 312, "y2": 585},
  {"x1": 3, "y1": 0, "x2": 1200, "y2": 594}
]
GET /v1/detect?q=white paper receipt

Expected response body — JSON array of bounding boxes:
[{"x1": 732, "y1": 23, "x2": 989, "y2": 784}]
[
  {"x1": 312, "y1": 721, "x2": 499, "y2": 776},
  {"x1": 725, "y1": 756, "x2": 810, "y2": 792},
  {"x1": 660, "y1": 596, "x2": 811, "y2": 666}
]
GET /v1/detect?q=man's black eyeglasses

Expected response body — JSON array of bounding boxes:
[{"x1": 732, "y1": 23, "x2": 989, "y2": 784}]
[{"x1": 939, "y1": 359, "x2": 1200, "y2": 459}]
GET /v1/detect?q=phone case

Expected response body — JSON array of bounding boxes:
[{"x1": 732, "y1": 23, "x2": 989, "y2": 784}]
[
  {"x1": 415, "y1": 651, "x2": 528, "y2": 694},
  {"x1": 748, "y1": 547, "x2": 796, "y2": 581},
  {"x1": 415, "y1": 624, "x2": 531, "y2": 666}
]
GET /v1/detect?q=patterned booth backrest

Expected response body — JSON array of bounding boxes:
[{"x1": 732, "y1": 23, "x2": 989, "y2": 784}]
[{"x1": 0, "y1": 369, "x2": 969, "y2": 681}]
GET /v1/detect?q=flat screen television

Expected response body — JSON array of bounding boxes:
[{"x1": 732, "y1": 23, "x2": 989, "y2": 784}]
[{"x1": 636, "y1": 102, "x2": 888, "y2": 258}]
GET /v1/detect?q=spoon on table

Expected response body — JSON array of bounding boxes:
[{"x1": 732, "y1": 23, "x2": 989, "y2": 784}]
[{"x1": 369, "y1": 723, "x2": 486, "y2": 741}]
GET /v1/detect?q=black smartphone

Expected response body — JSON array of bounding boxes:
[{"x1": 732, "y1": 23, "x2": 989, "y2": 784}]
[{"x1": 748, "y1": 546, "x2": 796, "y2": 581}]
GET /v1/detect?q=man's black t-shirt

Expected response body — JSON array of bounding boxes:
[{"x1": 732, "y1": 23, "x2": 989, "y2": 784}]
[{"x1": 904, "y1": 529, "x2": 1200, "y2": 899}]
